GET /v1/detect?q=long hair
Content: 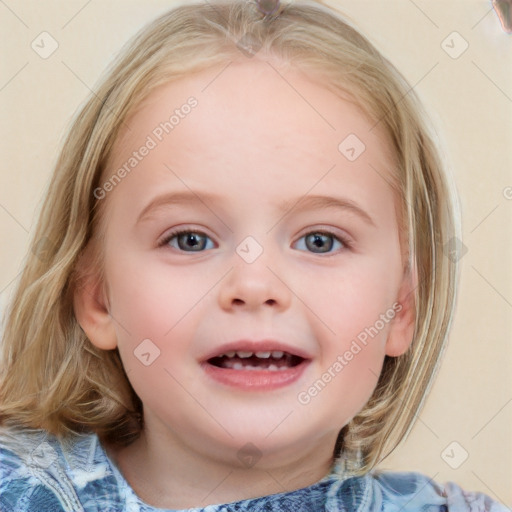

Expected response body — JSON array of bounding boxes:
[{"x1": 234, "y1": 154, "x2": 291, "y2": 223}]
[{"x1": 0, "y1": 0, "x2": 460, "y2": 475}]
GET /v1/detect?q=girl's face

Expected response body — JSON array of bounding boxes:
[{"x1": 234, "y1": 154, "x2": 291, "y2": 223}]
[{"x1": 77, "y1": 57, "x2": 415, "y2": 468}]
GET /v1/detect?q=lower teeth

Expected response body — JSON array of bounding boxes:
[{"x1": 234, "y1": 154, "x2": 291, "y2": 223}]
[{"x1": 231, "y1": 362, "x2": 282, "y2": 371}]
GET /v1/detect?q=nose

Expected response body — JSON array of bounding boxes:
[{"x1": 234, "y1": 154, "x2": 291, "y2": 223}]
[{"x1": 217, "y1": 256, "x2": 292, "y2": 313}]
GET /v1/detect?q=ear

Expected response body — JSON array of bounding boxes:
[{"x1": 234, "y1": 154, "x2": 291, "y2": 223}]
[
  {"x1": 385, "y1": 262, "x2": 417, "y2": 357},
  {"x1": 73, "y1": 257, "x2": 117, "y2": 350}
]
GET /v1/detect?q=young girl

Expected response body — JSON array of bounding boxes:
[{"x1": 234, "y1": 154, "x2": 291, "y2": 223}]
[{"x1": 0, "y1": 0, "x2": 508, "y2": 510}]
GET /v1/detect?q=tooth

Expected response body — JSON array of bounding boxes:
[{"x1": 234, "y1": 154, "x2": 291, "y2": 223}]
[
  {"x1": 236, "y1": 351, "x2": 253, "y2": 358},
  {"x1": 255, "y1": 351, "x2": 271, "y2": 358},
  {"x1": 268, "y1": 364, "x2": 279, "y2": 371},
  {"x1": 232, "y1": 362, "x2": 244, "y2": 370},
  {"x1": 271, "y1": 351, "x2": 284, "y2": 358},
  {"x1": 225, "y1": 351, "x2": 236, "y2": 358}
]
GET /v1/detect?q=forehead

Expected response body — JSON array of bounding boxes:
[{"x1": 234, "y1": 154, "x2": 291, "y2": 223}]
[{"x1": 105, "y1": 57, "x2": 397, "y2": 218}]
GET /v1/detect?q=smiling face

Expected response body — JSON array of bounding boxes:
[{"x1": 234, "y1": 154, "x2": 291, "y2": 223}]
[{"x1": 75, "y1": 56, "x2": 415, "y2": 471}]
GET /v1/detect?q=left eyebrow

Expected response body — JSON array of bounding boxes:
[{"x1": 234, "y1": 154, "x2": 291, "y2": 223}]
[{"x1": 277, "y1": 194, "x2": 376, "y2": 227}]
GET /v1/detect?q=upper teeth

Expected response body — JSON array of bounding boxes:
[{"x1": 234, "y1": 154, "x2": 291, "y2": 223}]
[{"x1": 220, "y1": 350, "x2": 285, "y2": 359}]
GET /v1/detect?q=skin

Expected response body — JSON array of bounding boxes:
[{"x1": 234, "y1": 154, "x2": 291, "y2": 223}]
[{"x1": 74, "y1": 55, "x2": 416, "y2": 509}]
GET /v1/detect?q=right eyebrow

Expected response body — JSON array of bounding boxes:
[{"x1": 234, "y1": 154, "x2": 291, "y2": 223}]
[{"x1": 136, "y1": 191, "x2": 225, "y2": 224}]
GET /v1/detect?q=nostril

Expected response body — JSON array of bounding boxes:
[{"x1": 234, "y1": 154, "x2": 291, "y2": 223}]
[{"x1": 231, "y1": 298, "x2": 277, "y2": 306}]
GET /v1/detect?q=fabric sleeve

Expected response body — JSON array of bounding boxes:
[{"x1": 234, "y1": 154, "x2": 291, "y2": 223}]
[
  {"x1": 0, "y1": 427, "x2": 86, "y2": 512},
  {"x1": 371, "y1": 470, "x2": 510, "y2": 512},
  {"x1": 0, "y1": 445, "x2": 67, "y2": 512},
  {"x1": 442, "y1": 480, "x2": 510, "y2": 512}
]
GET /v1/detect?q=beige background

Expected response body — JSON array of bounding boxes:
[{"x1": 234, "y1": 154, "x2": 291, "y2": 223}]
[{"x1": 1, "y1": 0, "x2": 511, "y2": 504}]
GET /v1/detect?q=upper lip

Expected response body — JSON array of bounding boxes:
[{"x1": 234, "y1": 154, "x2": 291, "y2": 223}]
[{"x1": 201, "y1": 340, "x2": 313, "y2": 362}]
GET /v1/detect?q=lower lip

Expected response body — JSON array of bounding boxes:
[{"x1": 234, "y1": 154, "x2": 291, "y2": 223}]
[{"x1": 201, "y1": 361, "x2": 309, "y2": 390}]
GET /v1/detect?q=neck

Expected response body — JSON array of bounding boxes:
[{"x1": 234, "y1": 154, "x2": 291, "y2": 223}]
[{"x1": 105, "y1": 426, "x2": 336, "y2": 509}]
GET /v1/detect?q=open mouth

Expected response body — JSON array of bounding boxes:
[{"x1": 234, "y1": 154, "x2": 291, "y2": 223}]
[
  {"x1": 201, "y1": 341, "x2": 311, "y2": 390},
  {"x1": 207, "y1": 350, "x2": 304, "y2": 371}
]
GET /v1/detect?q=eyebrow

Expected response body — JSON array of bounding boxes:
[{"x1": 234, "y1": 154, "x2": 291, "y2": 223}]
[
  {"x1": 136, "y1": 191, "x2": 224, "y2": 224},
  {"x1": 277, "y1": 194, "x2": 376, "y2": 226},
  {"x1": 136, "y1": 191, "x2": 375, "y2": 227}
]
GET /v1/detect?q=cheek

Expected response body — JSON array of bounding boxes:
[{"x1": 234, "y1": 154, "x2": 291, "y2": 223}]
[
  {"x1": 330, "y1": 355, "x2": 383, "y2": 425},
  {"x1": 299, "y1": 257, "x2": 398, "y2": 349},
  {"x1": 105, "y1": 251, "x2": 213, "y2": 337},
  {"x1": 103, "y1": 253, "x2": 214, "y2": 385},
  {"x1": 297, "y1": 335, "x2": 384, "y2": 430}
]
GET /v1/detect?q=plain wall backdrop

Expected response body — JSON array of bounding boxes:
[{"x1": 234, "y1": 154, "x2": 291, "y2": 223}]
[{"x1": 1, "y1": 0, "x2": 511, "y2": 505}]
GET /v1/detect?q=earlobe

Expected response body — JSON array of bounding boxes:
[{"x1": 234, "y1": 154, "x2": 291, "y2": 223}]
[
  {"x1": 385, "y1": 263, "x2": 418, "y2": 357},
  {"x1": 73, "y1": 271, "x2": 118, "y2": 351}
]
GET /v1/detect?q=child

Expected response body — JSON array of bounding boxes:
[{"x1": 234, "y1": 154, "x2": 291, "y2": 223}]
[{"x1": 0, "y1": 0, "x2": 508, "y2": 510}]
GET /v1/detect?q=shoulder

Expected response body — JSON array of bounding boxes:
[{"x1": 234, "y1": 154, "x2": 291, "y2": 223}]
[
  {"x1": 365, "y1": 469, "x2": 509, "y2": 512},
  {"x1": 0, "y1": 425, "x2": 122, "y2": 512}
]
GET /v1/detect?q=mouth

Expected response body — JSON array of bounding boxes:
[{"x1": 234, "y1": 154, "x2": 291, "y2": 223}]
[{"x1": 201, "y1": 342, "x2": 311, "y2": 390}]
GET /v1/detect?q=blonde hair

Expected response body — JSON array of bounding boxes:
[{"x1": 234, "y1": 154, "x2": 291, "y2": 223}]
[{"x1": 0, "y1": 0, "x2": 459, "y2": 475}]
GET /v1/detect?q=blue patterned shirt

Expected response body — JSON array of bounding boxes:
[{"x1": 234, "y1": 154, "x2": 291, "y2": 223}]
[{"x1": 0, "y1": 427, "x2": 508, "y2": 512}]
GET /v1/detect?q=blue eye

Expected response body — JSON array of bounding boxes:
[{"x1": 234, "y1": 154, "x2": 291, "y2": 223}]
[
  {"x1": 160, "y1": 230, "x2": 215, "y2": 252},
  {"x1": 294, "y1": 231, "x2": 349, "y2": 254}
]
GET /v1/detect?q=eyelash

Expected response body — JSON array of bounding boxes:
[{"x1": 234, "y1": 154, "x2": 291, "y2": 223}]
[{"x1": 157, "y1": 227, "x2": 353, "y2": 254}]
